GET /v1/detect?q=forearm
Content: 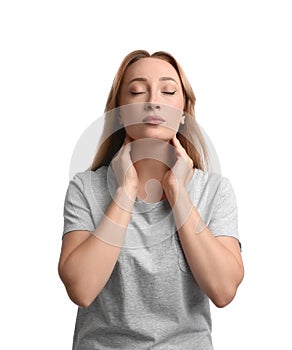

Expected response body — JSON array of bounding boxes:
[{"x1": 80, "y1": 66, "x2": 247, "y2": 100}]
[
  {"x1": 166, "y1": 186, "x2": 243, "y2": 307},
  {"x1": 60, "y1": 187, "x2": 136, "y2": 307}
]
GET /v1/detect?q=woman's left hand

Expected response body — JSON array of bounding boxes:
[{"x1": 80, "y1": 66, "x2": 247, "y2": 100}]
[{"x1": 162, "y1": 136, "x2": 194, "y2": 195}]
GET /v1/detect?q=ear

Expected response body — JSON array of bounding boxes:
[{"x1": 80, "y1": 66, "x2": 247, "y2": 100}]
[{"x1": 180, "y1": 114, "x2": 185, "y2": 125}]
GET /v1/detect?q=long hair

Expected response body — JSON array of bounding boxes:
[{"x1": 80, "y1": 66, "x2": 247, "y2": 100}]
[{"x1": 90, "y1": 50, "x2": 209, "y2": 171}]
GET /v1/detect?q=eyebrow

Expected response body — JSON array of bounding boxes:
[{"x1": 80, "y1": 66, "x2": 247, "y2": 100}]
[{"x1": 128, "y1": 77, "x2": 179, "y2": 85}]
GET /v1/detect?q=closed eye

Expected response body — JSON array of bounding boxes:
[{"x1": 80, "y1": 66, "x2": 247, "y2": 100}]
[
  {"x1": 130, "y1": 91, "x2": 146, "y2": 95},
  {"x1": 162, "y1": 91, "x2": 176, "y2": 95}
]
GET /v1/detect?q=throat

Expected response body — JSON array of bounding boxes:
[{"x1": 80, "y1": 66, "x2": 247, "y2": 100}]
[
  {"x1": 135, "y1": 159, "x2": 169, "y2": 203},
  {"x1": 130, "y1": 138, "x2": 174, "y2": 203}
]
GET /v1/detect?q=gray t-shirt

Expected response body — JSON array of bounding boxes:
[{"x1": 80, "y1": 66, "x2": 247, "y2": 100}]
[{"x1": 63, "y1": 166, "x2": 240, "y2": 349}]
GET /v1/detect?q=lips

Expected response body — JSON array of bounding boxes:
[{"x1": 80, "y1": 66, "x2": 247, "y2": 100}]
[{"x1": 142, "y1": 115, "x2": 165, "y2": 125}]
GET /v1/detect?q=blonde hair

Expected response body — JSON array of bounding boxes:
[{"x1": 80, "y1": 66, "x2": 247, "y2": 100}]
[{"x1": 90, "y1": 50, "x2": 209, "y2": 171}]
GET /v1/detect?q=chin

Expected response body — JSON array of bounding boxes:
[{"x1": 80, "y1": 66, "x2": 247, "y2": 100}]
[
  {"x1": 125, "y1": 127, "x2": 176, "y2": 142},
  {"x1": 131, "y1": 134, "x2": 173, "y2": 143}
]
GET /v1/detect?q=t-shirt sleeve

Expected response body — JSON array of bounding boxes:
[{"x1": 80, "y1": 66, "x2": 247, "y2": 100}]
[
  {"x1": 62, "y1": 174, "x2": 95, "y2": 237},
  {"x1": 208, "y1": 177, "x2": 240, "y2": 241}
]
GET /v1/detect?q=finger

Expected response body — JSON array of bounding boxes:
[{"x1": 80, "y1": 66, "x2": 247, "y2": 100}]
[
  {"x1": 116, "y1": 139, "x2": 130, "y2": 158},
  {"x1": 124, "y1": 135, "x2": 133, "y2": 145},
  {"x1": 117, "y1": 136, "x2": 131, "y2": 157},
  {"x1": 172, "y1": 136, "x2": 188, "y2": 157},
  {"x1": 172, "y1": 136, "x2": 187, "y2": 152},
  {"x1": 172, "y1": 137, "x2": 193, "y2": 167},
  {"x1": 171, "y1": 135, "x2": 180, "y2": 147}
]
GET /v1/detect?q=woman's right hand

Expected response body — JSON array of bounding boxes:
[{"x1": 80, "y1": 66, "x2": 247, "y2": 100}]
[{"x1": 111, "y1": 135, "x2": 139, "y2": 196}]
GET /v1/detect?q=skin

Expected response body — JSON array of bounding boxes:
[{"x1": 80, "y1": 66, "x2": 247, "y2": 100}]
[
  {"x1": 58, "y1": 57, "x2": 244, "y2": 308},
  {"x1": 118, "y1": 57, "x2": 187, "y2": 200},
  {"x1": 119, "y1": 57, "x2": 185, "y2": 142}
]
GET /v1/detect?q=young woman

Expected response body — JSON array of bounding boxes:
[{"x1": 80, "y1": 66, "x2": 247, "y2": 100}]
[{"x1": 58, "y1": 50, "x2": 244, "y2": 349}]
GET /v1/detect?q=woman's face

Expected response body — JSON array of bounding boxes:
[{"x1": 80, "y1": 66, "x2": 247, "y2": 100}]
[{"x1": 118, "y1": 58, "x2": 185, "y2": 142}]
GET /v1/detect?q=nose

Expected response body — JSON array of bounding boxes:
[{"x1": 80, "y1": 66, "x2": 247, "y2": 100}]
[{"x1": 144, "y1": 102, "x2": 161, "y2": 111}]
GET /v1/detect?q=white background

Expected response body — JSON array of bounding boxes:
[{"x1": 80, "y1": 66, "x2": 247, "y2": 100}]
[{"x1": 1, "y1": 0, "x2": 291, "y2": 349}]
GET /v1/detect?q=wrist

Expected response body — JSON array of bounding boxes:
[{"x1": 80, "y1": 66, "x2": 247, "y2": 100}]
[
  {"x1": 123, "y1": 184, "x2": 138, "y2": 199},
  {"x1": 164, "y1": 184, "x2": 188, "y2": 206},
  {"x1": 167, "y1": 188, "x2": 193, "y2": 228},
  {"x1": 114, "y1": 186, "x2": 137, "y2": 212}
]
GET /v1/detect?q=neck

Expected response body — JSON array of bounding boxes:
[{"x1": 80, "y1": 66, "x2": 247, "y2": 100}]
[{"x1": 130, "y1": 138, "x2": 174, "y2": 202}]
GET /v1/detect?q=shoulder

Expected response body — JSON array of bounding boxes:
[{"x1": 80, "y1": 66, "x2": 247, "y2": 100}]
[
  {"x1": 192, "y1": 169, "x2": 239, "y2": 239},
  {"x1": 192, "y1": 168, "x2": 229, "y2": 190},
  {"x1": 66, "y1": 167, "x2": 111, "y2": 200},
  {"x1": 190, "y1": 168, "x2": 237, "y2": 208},
  {"x1": 70, "y1": 166, "x2": 109, "y2": 189}
]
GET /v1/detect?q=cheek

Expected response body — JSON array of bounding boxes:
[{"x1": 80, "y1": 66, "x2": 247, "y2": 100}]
[
  {"x1": 123, "y1": 125, "x2": 139, "y2": 139},
  {"x1": 168, "y1": 93, "x2": 184, "y2": 110},
  {"x1": 119, "y1": 104, "x2": 144, "y2": 126},
  {"x1": 162, "y1": 105, "x2": 183, "y2": 131},
  {"x1": 118, "y1": 86, "x2": 132, "y2": 106},
  {"x1": 175, "y1": 99, "x2": 185, "y2": 110}
]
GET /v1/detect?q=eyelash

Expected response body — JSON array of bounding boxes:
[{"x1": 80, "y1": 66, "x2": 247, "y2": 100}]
[
  {"x1": 130, "y1": 91, "x2": 176, "y2": 95},
  {"x1": 163, "y1": 91, "x2": 176, "y2": 95}
]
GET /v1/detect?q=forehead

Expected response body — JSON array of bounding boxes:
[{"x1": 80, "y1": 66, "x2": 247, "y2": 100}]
[{"x1": 123, "y1": 57, "x2": 180, "y2": 83}]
